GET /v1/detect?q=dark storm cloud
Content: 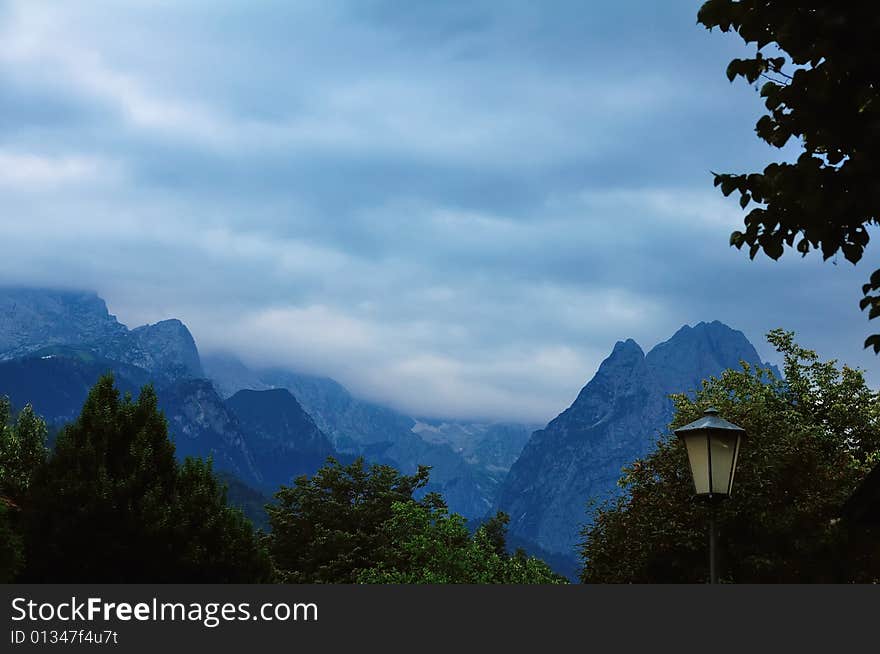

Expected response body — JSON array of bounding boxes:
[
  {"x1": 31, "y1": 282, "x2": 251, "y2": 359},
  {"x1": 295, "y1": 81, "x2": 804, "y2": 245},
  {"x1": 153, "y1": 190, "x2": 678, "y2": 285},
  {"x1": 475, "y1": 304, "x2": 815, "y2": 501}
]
[{"x1": 0, "y1": 1, "x2": 873, "y2": 421}]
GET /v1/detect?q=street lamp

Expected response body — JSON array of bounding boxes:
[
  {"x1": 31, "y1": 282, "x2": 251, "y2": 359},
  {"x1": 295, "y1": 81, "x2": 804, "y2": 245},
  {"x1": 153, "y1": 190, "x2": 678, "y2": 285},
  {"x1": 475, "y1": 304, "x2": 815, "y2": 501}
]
[{"x1": 674, "y1": 407, "x2": 746, "y2": 584}]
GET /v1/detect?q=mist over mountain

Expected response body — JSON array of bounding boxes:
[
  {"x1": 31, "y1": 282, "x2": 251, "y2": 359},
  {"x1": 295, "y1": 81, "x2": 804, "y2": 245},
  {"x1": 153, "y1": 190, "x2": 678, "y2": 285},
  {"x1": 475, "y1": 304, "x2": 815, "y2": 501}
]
[
  {"x1": 496, "y1": 321, "x2": 778, "y2": 558},
  {"x1": 0, "y1": 288, "x2": 300, "y2": 492},
  {"x1": 411, "y1": 420, "x2": 535, "y2": 474},
  {"x1": 0, "y1": 288, "x2": 530, "y2": 520},
  {"x1": 0, "y1": 287, "x2": 780, "y2": 567},
  {"x1": 205, "y1": 354, "x2": 515, "y2": 518}
]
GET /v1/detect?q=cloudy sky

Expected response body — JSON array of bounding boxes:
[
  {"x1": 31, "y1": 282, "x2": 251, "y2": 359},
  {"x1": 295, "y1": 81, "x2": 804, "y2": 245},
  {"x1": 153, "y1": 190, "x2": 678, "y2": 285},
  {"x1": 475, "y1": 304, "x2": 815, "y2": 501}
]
[{"x1": 0, "y1": 0, "x2": 874, "y2": 423}]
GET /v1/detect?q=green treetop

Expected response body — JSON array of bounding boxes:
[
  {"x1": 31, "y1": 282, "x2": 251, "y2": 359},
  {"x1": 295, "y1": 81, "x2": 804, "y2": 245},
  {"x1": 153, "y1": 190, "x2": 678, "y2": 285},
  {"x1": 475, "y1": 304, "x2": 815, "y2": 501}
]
[{"x1": 580, "y1": 330, "x2": 880, "y2": 583}]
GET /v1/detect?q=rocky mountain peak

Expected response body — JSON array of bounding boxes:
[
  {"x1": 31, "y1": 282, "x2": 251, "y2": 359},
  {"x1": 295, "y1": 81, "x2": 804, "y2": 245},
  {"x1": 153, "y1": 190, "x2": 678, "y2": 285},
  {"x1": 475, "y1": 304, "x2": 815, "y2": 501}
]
[
  {"x1": 497, "y1": 320, "x2": 773, "y2": 559},
  {"x1": 130, "y1": 318, "x2": 204, "y2": 380},
  {"x1": 0, "y1": 287, "x2": 126, "y2": 358},
  {"x1": 611, "y1": 337, "x2": 644, "y2": 357},
  {"x1": 0, "y1": 287, "x2": 203, "y2": 384}
]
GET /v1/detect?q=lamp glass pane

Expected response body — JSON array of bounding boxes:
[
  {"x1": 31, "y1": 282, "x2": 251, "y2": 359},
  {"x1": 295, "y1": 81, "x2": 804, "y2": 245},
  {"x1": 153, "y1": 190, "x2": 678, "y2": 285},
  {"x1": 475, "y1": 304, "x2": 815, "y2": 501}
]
[
  {"x1": 709, "y1": 432, "x2": 739, "y2": 495},
  {"x1": 728, "y1": 434, "x2": 742, "y2": 494},
  {"x1": 682, "y1": 433, "x2": 710, "y2": 495}
]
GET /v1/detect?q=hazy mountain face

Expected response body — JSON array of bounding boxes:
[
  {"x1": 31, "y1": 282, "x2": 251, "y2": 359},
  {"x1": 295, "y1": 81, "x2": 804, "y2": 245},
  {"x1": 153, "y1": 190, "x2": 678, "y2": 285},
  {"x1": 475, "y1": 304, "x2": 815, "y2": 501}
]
[
  {"x1": 0, "y1": 288, "x2": 528, "y2": 519},
  {"x1": 0, "y1": 350, "x2": 149, "y2": 424},
  {"x1": 0, "y1": 289, "x2": 126, "y2": 356},
  {"x1": 496, "y1": 321, "x2": 775, "y2": 557},
  {"x1": 0, "y1": 288, "x2": 202, "y2": 383},
  {"x1": 0, "y1": 289, "x2": 772, "y2": 552},
  {"x1": 205, "y1": 355, "x2": 523, "y2": 518},
  {"x1": 0, "y1": 289, "x2": 258, "y2": 487},
  {"x1": 226, "y1": 388, "x2": 336, "y2": 491},
  {"x1": 411, "y1": 420, "x2": 535, "y2": 473},
  {"x1": 158, "y1": 379, "x2": 263, "y2": 489}
]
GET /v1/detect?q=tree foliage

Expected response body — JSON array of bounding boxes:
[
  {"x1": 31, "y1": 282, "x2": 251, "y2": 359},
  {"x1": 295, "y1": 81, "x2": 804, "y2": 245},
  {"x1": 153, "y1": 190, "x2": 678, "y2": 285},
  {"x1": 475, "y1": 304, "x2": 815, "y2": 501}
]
[
  {"x1": 267, "y1": 457, "x2": 563, "y2": 583},
  {"x1": 0, "y1": 397, "x2": 47, "y2": 582},
  {"x1": 580, "y1": 330, "x2": 880, "y2": 583},
  {"x1": 267, "y1": 457, "x2": 432, "y2": 582},
  {"x1": 20, "y1": 375, "x2": 272, "y2": 583},
  {"x1": 358, "y1": 504, "x2": 565, "y2": 584},
  {"x1": 698, "y1": 1, "x2": 880, "y2": 348},
  {"x1": 0, "y1": 398, "x2": 48, "y2": 500},
  {"x1": 3, "y1": 375, "x2": 565, "y2": 583}
]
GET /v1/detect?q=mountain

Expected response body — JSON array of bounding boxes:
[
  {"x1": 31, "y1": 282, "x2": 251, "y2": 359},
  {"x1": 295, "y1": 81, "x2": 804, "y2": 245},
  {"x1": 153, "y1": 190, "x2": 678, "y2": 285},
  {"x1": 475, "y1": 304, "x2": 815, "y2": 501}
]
[
  {"x1": 216, "y1": 471, "x2": 272, "y2": 531},
  {"x1": 0, "y1": 289, "x2": 515, "y2": 515},
  {"x1": 200, "y1": 352, "x2": 271, "y2": 398},
  {"x1": 204, "y1": 355, "x2": 514, "y2": 519},
  {"x1": 0, "y1": 348, "x2": 265, "y2": 489},
  {"x1": 157, "y1": 379, "x2": 263, "y2": 488},
  {"x1": 250, "y1": 366, "x2": 506, "y2": 519},
  {"x1": 0, "y1": 288, "x2": 260, "y2": 486},
  {"x1": 496, "y1": 321, "x2": 776, "y2": 558},
  {"x1": 0, "y1": 287, "x2": 202, "y2": 383},
  {"x1": 0, "y1": 348, "x2": 149, "y2": 424},
  {"x1": 226, "y1": 388, "x2": 336, "y2": 490},
  {"x1": 127, "y1": 319, "x2": 204, "y2": 381},
  {"x1": 0, "y1": 289, "x2": 516, "y2": 515},
  {"x1": 411, "y1": 420, "x2": 535, "y2": 474},
  {"x1": 0, "y1": 288, "x2": 127, "y2": 357}
]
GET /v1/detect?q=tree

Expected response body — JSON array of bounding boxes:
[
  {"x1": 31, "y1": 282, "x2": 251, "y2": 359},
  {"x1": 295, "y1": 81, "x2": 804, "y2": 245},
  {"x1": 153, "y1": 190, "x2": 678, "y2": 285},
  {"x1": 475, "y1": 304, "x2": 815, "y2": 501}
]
[
  {"x1": 21, "y1": 375, "x2": 272, "y2": 582},
  {"x1": 266, "y1": 457, "x2": 433, "y2": 582},
  {"x1": 357, "y1": 504, "x2": 565, "y2": 584},
  {"x1": 0, "y1": 398, "x2": 48, "y2": 500},
  {"x1": 0, "y1": 502, "x2": 22, "y2": 583},
  {"x1": 266, "y1": 457, "x2": 564, "y2": 583},
  {"x1": 580, "y1": 330, "x2": 880, "y2": 583},
  {"x1": 0, "y1": 397, "x2": 47, "y2": 582},
  {"x1": 698, "y1": 2, "x2": 880, "y2": 349}
]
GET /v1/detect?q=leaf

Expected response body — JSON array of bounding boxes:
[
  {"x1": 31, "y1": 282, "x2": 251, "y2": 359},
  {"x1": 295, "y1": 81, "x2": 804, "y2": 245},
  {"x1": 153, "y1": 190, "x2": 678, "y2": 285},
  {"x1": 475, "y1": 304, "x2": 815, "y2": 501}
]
[
  {"x1": 841, "y1": 243, "x2": 861, "y2": 264},
  {"x1": 726, "y1": 58, "x2": 742, "y2": 82},
  {"x1": 763, "y1": 239, "x2": 784, "y2": 260}
]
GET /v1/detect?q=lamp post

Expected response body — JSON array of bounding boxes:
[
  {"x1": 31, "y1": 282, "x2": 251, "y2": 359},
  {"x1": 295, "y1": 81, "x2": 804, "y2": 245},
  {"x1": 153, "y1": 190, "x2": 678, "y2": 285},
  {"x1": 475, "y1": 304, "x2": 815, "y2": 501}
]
[{"x1": 674, "y1": 407, "x2": 745, "y2": 584}]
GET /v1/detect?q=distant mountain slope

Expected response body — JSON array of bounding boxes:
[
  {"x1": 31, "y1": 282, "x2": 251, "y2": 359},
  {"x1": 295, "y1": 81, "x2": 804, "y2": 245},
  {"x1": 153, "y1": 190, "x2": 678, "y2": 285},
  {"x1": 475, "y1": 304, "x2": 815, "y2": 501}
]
[
  {"x1": 226, "y1": 388, "x2": 336, "y2": 490},
  {"x1": 0, "y1": 349, "x2": 148, "y2": 424},
  {"x1": 0, "y1": 350, "x2": 265, "y2": 490},
  {"x1": 127, "y1": 319, "x2": 204, "y2": 381},
  {"x1": 412, "y1": 420, "x2": 535, "y2": 473},
  {"x1": 0, "y1": 288, "x2": 126, "y2": 357},
  {"x1": 496, "y1": 321, "x2": 776, "y2": 557},
  {"x1": 0, "y1": 287, "x2": 202, "y2": 383},
  {"x1": 201, "y1": 352, "x2": 271, "y2": 399},
  {"x1": 204, "y1": 355, "x2": 512, "y2": 519},
  {"x1": 216, "y1": 472, "x2": 271, "y2": 531},
  {"x1": 158, "y1": 379, "x2": 263, "y2": 488},
  {"x1": 256, "y1": 368, "x2": 506, "y2": 519}
]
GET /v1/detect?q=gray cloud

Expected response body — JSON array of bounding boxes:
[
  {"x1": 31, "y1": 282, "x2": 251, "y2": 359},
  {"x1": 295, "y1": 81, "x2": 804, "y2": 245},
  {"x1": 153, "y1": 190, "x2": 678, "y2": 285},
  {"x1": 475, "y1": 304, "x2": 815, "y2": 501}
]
[{"x1": 0, "y1": 0, "x2": 875, "y2": 422}]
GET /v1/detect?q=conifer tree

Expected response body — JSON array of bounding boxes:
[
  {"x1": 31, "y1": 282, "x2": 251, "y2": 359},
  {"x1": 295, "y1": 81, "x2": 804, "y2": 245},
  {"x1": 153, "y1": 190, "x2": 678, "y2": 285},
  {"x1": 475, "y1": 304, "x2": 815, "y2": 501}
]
[{"x1": 22, "y1": 375, "x2": 272, "y2": 582}]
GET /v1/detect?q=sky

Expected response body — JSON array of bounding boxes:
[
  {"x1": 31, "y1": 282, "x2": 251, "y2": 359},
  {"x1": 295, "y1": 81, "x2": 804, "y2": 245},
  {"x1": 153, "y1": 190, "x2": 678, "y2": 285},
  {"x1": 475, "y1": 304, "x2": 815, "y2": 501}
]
[{"x1": 0, "y1": 0, "x2": 875, "y2": 423}]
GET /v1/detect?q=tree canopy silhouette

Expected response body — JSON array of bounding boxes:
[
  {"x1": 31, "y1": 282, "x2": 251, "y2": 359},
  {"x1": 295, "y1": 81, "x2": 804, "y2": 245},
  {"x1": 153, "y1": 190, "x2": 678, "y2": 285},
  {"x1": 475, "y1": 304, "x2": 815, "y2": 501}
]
[
  {"x1": 698, "y1": 1, "x2": 880, "y2": 349},
  {"x1": 21, "y1": 375, "x2": 272, "y2": 582}
]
